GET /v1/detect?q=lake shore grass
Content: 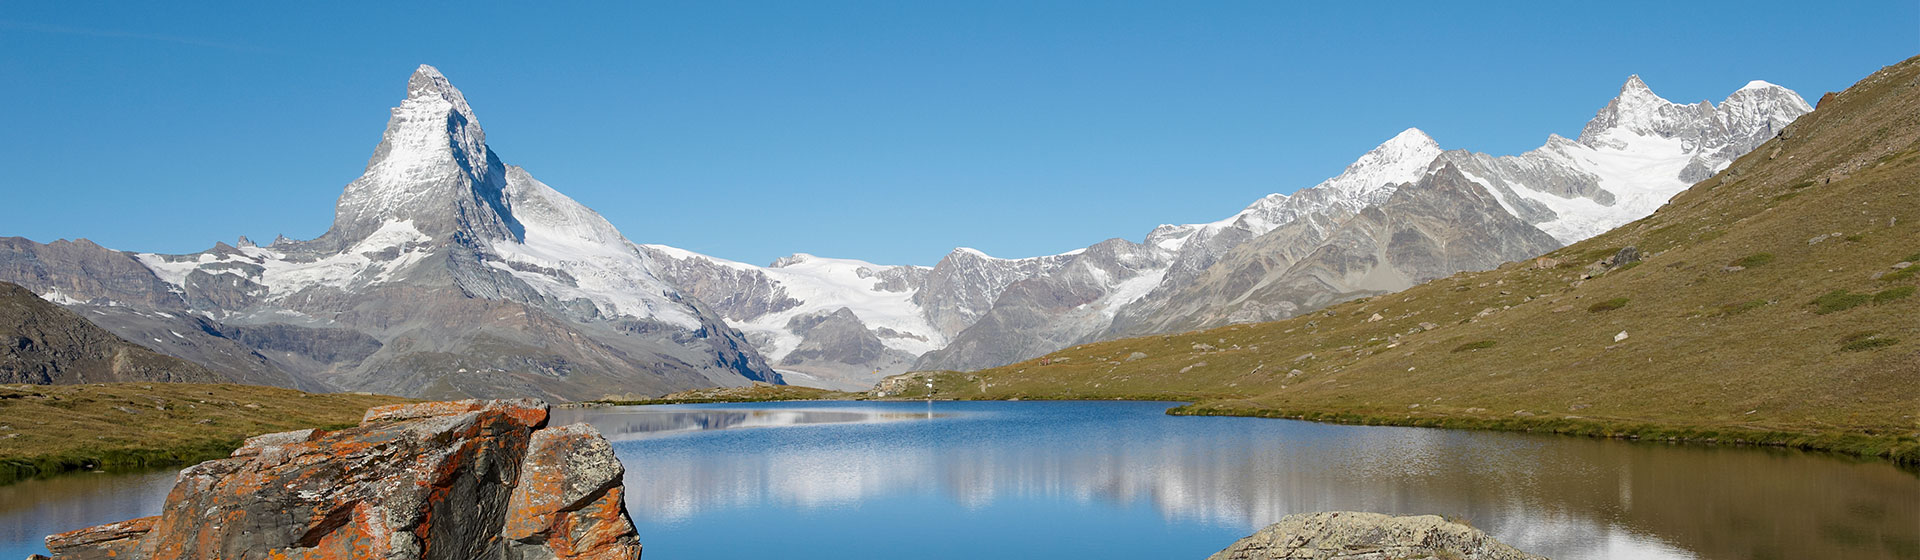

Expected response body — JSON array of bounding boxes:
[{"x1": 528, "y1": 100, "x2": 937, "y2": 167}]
[
  {"x1": 0, "y1": 383, "x2": 410, "y2": 485},
  {"x1": 1165, "y1": 400, "x2": 1920, "y2": 468}
]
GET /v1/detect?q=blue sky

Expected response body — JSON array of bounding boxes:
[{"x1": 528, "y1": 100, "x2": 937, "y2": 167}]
[{"x1": 2, "y1": 2, "x2": 1913, "y2": 266}]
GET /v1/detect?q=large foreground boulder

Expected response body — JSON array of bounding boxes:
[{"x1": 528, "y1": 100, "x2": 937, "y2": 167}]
[
  {"x1": 1208, "y1": 512, "x2": 1545, "y2": 560},
  {"x1": 40, "y1": 399, "x2": 642, "y2": 560}
]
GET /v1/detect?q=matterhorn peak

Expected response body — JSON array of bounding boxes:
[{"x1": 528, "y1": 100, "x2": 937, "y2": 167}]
[{"x1": 313, "y1": 64, "x2": 516, "y2": 252}]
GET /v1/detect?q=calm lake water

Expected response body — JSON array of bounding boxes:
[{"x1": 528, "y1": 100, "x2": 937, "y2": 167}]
[{"x1": 4, "y1": 401, "x2": 1917, "y2": 559}]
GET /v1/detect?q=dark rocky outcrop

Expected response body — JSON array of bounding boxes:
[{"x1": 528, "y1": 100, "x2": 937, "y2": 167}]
[
  {"x1": 0, "y1": 238, "x2": 187, "y2": 310},
  {"x1": 777, "y1": 307, "x2": 915, "y2": 386},
  {"x1": 0, "y1": 281, "x2": 220, "y2": 385},
  {"x1": 41, "y1": 399, "x2": 642, "y2": 560},
  {"x1": 1209, "y1": 512, "x2": 1546, "y2": 560}
]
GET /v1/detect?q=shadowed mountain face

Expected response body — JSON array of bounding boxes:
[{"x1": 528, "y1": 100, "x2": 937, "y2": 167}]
[
  {"x1": 1114, "y1": 164, "x2": 1565, "y2": 334},
  {"x1": 0, "y1": 281, "x2": 220, "y2": 385},
  {"x1": 0, "y1": 66, "x2": 778, "y2": 400}
]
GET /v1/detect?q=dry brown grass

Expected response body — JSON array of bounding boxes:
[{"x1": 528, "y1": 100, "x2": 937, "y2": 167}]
[{"x1": 0, "y1": 383, "x2": 410, "y2": 483}]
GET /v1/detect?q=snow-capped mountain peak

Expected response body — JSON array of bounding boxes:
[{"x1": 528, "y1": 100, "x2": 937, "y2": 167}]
[
  {"x1": 1719, "y1": 80, "x2": 1814, "y2": 138},
  {"x1": 316, "y1": 63, "x2": 520, "y2": 252},
  {"x1": 141, "y1": 65, "x2": 707, "y2": 329},
  {"x1": 1316, "y1": 127, "x2": 1443, "y2": 203}
]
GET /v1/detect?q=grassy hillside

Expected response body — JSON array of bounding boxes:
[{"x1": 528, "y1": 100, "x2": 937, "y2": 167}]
[
  {"x1": 0, "y1": 281, "x2": 223, "y2": 385},
  {"x1": 909, "y1": 56, "x2": 1920, "y2": 464},
  {"x1": 0, "y1": 383, "x2": 409, "y2": 484}
]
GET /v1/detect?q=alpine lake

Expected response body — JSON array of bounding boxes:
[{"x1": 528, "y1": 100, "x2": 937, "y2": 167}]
[{"x1": 4, "y1": 401, "x2": 1916, "y2": 559}]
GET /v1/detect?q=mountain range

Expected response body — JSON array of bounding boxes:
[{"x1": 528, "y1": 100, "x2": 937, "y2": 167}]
[
  {"x1": 0, "y1": 66, "x2": 1809, "y2": 396},
  {"x1": 640, "y1": 74, "x2": 1810, "y2": 384}
]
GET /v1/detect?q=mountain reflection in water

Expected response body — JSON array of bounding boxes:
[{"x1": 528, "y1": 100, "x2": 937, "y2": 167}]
[
  {"x1": 553, "y1": 406, "x2": 936, "y2": 440},
  {"x1": 568, "y1": 401, "x2": 1918, "y2": 560},
  {"x1": 2, "y1": 401, "x2": 1913, "y2": 560}
]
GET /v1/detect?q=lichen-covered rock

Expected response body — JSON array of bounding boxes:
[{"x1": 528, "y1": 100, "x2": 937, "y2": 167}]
[
  {"x1": 499, "y1": 424, "x2": 642, "y2": 559},
  {"x1": 360, "y1": 398, "x2": 551, "y2": 428},
  {"x1": 44, "y1": 516, "x2": 157, "y2": 560},
  {"x1": 41, "y1": 399, "x2": 642, "y2": 560},
  {"x1": 1208, "y1": 512, "x2": 1546, "y2": 560}
]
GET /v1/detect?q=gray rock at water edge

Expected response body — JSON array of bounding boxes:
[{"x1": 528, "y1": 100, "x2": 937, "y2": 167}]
[{"x1": 1207, "y1": 511, "x2": 1547, "y2": 560}]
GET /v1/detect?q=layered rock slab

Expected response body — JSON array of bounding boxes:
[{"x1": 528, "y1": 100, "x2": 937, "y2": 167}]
[
  {"x1": 40, "y1": 399, "x2": 642, "y2": 560},
  {"x1": 1208, "y1": 511, "x2": 1545, "y2": 560}
]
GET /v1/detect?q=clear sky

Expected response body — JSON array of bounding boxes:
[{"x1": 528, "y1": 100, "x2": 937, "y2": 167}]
[{"x1": 2, "y1": 2, "x2": 1914, "y2": 266}]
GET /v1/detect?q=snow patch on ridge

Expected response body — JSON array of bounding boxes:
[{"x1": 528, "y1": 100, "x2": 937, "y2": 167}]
[
  {"x1": 137, "y1": 220, "x2": 434, "y2": 299},
  {"x1": 487, "y1": 169, "x2": 699, "y2": 328}
]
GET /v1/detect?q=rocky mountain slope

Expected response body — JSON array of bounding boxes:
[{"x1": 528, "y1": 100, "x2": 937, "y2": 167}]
[
  {"x1": 907, "y1": 55, "x2": 1920, "y2": 465},
  {"x1": 1, "y1": 66, "x2": 777, "y2": 400},
  {"x1": 0, "y1": 281, "x2": 219, "y2": 385}
]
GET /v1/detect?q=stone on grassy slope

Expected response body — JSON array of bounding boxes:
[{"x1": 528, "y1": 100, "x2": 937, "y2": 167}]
[
  {"x1": 40, "y1": 399, "x2": 642, "y2": 560},
  {"x1": 1208, "y1": 512, "x2": 1545, "y2": 560}
]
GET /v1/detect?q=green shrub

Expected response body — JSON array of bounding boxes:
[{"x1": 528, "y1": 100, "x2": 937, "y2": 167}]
[
  {"x1": 1874, "y1": 286, "x2": 1916, "y2": 303},
  {"x1": 1840, "y1": 331, "x2": 1898, "y2": 352},
  {"x1": 1451, "y1": 340, "x2": 1498, "y2": 353},
  {"x1": 1733, "y1": 253, "x2": 1776, "y2": 268},
  {"x1": 1812, "y1": 290, "x2": 1872, "y2": 314},
  {"x1": 1587, "y1": 297, "x2": 1630, "y2": 313},
  {"x1": 1885, "y1": 267, "x2": 1917, "y2": 282},
  {"x1": 1710, "y1": 299, "x2": 1769, "y2": 317}
]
